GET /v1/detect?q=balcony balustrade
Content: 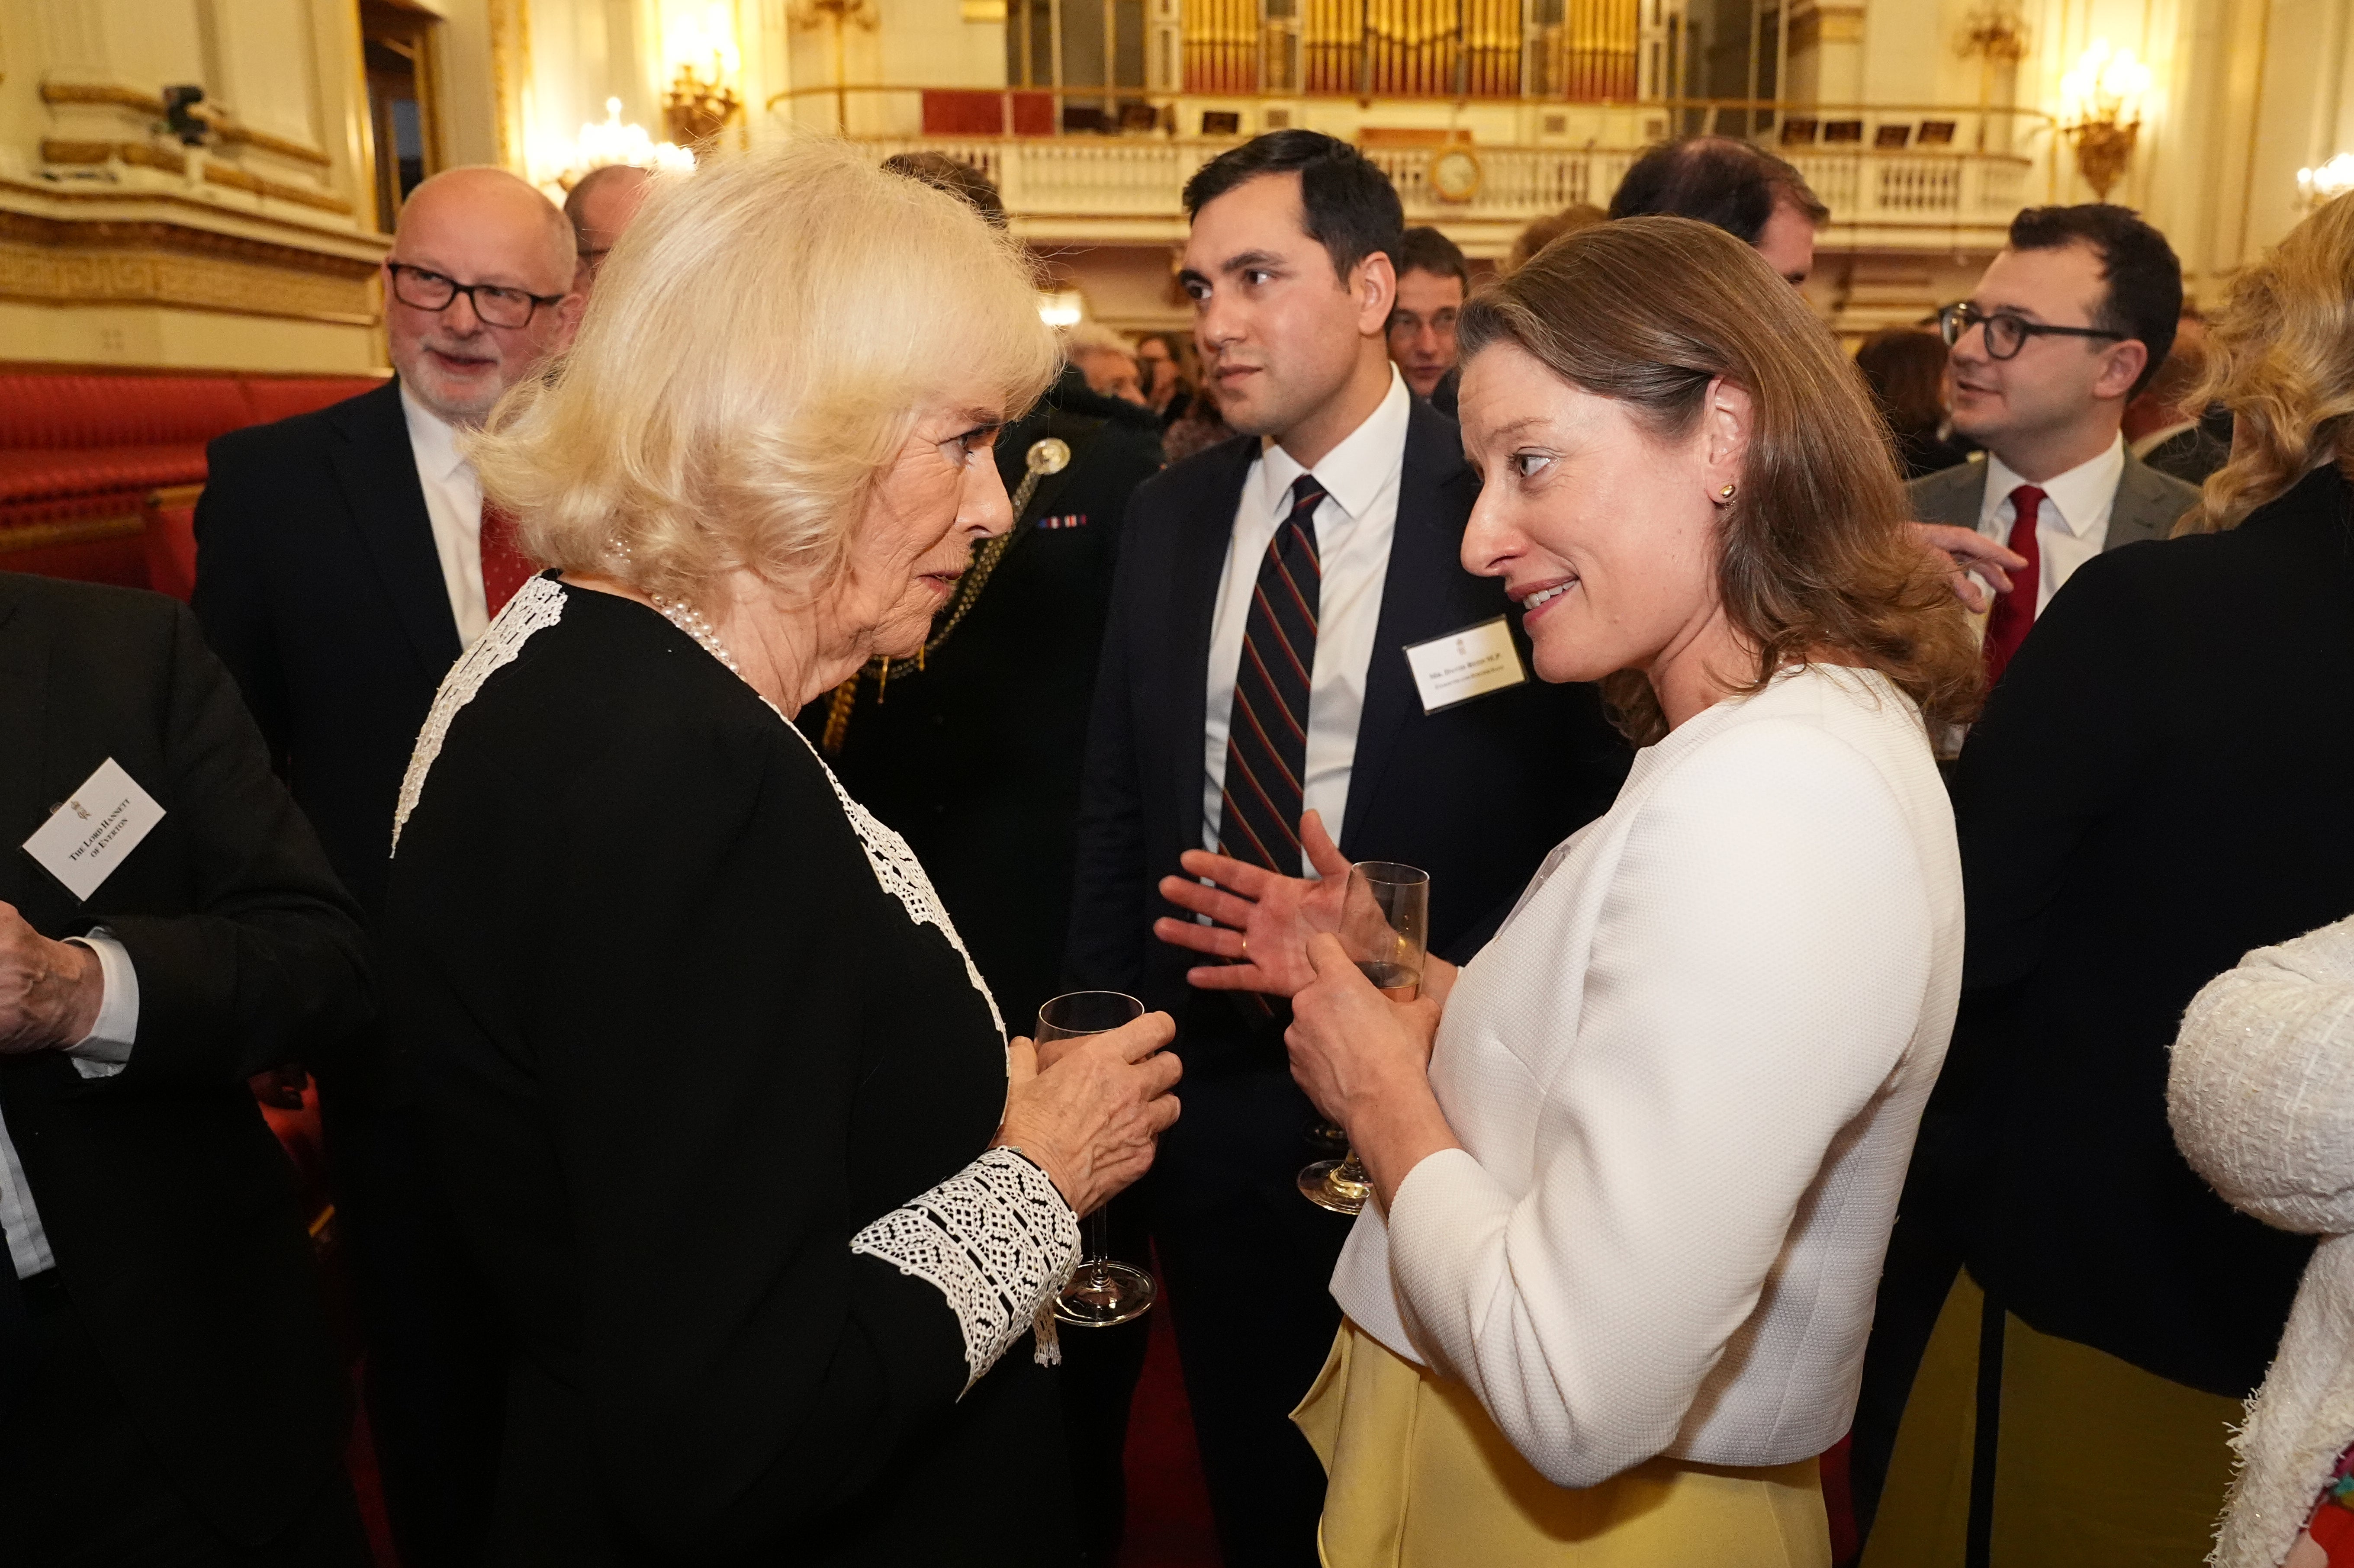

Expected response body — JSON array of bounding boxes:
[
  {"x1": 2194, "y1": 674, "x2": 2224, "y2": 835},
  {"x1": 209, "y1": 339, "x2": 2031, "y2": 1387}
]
[{"x1": 840, "y1": 131, "x2": 2033, "y2": 254}]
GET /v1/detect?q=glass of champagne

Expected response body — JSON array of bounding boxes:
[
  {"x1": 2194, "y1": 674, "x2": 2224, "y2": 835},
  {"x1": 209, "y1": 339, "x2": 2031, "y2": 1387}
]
[
  {"x1": 1039, "y1": 990, "x2": 1159, "y2": 1327},
  {"x1": 1299, "y1": 861, "x2": 1429, "y2": 1216}
]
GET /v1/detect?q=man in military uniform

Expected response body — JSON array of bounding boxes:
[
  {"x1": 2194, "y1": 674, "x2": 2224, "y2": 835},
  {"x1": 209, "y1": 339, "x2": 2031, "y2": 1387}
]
[{"x1": 806, "y1": 352, "x2": 1164, "y2": 1031}]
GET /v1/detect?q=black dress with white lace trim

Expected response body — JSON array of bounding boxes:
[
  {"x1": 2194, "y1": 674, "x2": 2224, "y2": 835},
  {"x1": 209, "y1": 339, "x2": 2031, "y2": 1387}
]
[{"x1": 380, "y1": 576, "x2": 1083, "y2": 1565}]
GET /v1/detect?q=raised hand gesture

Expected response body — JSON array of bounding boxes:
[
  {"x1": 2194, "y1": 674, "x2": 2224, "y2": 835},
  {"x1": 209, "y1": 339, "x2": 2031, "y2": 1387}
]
[{"x1": 1151, "y1": 809, "x2": 1350, "y2": 997}]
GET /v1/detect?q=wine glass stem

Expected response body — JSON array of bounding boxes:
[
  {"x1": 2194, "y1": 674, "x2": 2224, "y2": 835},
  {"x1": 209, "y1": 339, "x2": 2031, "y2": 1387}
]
[{"x1": 1084, "y1": 1205, "x2": 1109, "y2": 1266}]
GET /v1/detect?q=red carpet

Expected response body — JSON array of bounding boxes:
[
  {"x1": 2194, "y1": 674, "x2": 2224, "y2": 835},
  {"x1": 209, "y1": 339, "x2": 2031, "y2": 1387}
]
[{"x1": 1117, "y1": 1296, "x2": 1225, "y2": 1568}]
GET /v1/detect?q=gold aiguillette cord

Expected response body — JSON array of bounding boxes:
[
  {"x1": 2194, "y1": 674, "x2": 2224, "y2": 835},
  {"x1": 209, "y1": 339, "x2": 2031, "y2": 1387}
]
[{"x1": 820, "y1": 436, "x2": 1070, "y2": 755}]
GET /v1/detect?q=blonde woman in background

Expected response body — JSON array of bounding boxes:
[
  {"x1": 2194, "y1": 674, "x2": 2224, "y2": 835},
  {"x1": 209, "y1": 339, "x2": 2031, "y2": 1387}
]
[{"x1": 377, "y1": 141, "x2": 1182, "y2": 1565}]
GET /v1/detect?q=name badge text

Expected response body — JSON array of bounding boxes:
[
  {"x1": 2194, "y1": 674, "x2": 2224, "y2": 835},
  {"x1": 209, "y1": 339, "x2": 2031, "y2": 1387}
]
[
  {"x1": 23, "y1": 758, "x2": 166, "y2": 902},
  {"x1": 1403, "y1": 616, "x2": 1529, "y2": 715}
]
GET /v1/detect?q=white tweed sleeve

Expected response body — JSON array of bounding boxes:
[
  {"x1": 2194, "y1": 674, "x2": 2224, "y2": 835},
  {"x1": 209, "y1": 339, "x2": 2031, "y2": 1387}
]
[
  {"x1": 1387, "y1": 718, "x2": 1936, "y2": 1488},
  {"x1": 2170, "y1": 913, "x2": 2354, "y2": 1235},
  {"x1": 850, "y1": 1147, "x2": 1081, "y2": 1395}
]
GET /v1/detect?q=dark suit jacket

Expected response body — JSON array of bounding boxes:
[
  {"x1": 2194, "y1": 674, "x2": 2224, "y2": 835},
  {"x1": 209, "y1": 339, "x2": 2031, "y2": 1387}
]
[
  {"x1": 1921, "y1": 462, "x2": 2354, "y2": 1396},
  {"x1": 1068, "y1": 396, "x2": 1629, "y2": 1066},
  {"x1": 0, "y1": 573, "x2": 369, "y2": 1544},
  {"x1": 193, "y1": 377, "x2": 456, "y2": 921}
]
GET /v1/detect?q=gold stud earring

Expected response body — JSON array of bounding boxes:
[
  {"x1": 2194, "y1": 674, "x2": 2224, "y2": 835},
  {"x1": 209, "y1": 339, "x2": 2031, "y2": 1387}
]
[{"x1": 1718, "y1": 482, "x2": 1738, "y2": 500}]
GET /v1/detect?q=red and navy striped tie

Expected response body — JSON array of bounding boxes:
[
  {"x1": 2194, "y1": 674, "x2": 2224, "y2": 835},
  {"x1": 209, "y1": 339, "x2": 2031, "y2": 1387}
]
[{"x1": 1217, "y1": 473, "x2": 1325, "y2": 876}]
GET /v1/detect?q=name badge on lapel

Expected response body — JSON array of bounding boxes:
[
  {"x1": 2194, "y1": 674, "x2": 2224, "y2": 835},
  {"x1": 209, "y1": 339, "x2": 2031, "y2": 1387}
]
[
  {"x1": 1403, "y1": 616, "x2": 1528, "y2": 715},
  {"x1": 22, "y1": 759, "x2": 165, "y2": 901}
]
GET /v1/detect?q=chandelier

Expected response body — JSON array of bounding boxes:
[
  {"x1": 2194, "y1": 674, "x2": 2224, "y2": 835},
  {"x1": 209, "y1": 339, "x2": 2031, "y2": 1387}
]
[{"x1": 2298, "y1": 154, "x2": 2354, "y2": 210}]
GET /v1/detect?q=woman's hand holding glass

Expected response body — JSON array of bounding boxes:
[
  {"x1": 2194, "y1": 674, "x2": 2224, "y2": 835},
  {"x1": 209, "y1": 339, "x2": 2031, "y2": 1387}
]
[
  {"x1": 1286, "y1": 934, "x2": 1460, "y2": 1212},
  {"x1": 994, "y1": 1010, "x2": 1180, "y2": 1220}
]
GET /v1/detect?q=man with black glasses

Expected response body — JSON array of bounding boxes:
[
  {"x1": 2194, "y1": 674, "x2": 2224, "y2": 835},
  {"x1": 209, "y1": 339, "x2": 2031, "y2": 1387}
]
[
  {"x1": 1907, "y1": 206, "x2": 2199, "y2": 688},
  {"x1": 192, "y1": 165, "x2": 581, "y2": 1568}
]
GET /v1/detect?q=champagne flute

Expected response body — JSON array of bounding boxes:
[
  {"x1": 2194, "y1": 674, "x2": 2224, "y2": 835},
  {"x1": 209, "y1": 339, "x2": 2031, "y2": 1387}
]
[
  {"x1": 1299, "y1": 861, "x2": 1429, "y2": 1216},
  {"x1": 1039, "y1": 990, "x2": 1159, "y2": 1327}
]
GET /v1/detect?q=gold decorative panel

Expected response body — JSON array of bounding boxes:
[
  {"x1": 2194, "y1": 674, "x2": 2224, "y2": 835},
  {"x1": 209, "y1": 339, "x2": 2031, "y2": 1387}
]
[
  {"x1": 1185, "y1": 0, "x2": 1263, "y2": 93},
  {"x1": 1545, "y1": 0, "x2": 1638, "y2": 101},
  {"x1": 0, "y1": 211, "x2": 379, "y2": 326}
]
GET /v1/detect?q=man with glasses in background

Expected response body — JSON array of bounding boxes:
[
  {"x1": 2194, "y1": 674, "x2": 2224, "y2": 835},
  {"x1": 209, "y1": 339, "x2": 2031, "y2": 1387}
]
[
  {"x1": 192, "y1": 165, "x2": 582, "y2": 1568},
  {"x1": 1906, "y1": 206, "x2": 2199, "y2": 690}
]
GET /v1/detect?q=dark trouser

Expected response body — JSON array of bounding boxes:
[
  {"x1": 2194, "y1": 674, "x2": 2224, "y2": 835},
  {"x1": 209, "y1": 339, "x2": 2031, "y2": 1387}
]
[
  {"x1": 1063, "y1": 1030, "x2": 1354, "y2": 1568},
  {"x1": 0, "y1": 1270, "x2": 370, "y2": 1567},
  {"x1": 328, "y1": 1090, "x2": 508, "y2": 1568},
  {"x1": 1057, "y1": 1207, "x2": 1154, "y2": 1568},
  {"x1": 1848, "y1": 1163, "x2": 1964, "y2": 1547}
]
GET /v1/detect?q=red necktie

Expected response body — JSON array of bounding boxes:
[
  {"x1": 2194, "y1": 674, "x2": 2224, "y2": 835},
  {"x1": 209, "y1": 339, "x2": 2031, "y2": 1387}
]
[
  {"x1": 478, "y1": 499, "x2": 537, "y2": 617},
  {"x1": 1981, "y1": 484, "x2": 2045, "y2": 687}
]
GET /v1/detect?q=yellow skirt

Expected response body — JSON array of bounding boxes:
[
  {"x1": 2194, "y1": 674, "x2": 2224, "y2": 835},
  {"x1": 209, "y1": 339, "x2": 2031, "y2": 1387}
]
[
  {"x1": 1862, "y1": 1271, "x2": 2242, "y2": 1568},
  {"x1": 1292, "y1": 1321, "x2": 1832, "y2": 1568}
]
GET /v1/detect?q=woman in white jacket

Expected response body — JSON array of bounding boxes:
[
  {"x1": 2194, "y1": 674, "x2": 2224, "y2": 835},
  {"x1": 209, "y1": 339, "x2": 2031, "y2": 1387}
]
[
  {"x1": 2173, "y1": 916, "x2": 2354, "y2": 1568},
  {"x1": 1154, "y1": 215, "x2": 1980, "y2": 1564}
]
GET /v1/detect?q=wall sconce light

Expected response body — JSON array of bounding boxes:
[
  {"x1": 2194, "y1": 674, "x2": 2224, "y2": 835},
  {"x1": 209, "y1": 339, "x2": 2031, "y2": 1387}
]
[
  {"x1": 664, "y1": 6, "x2": 745, "y2": 150},
  {"x1": 2058, "y1": 41, "x2": 2150, "y2": 201},
  {"x1": 1037, "y1": 290, "x2": 1084, "y2": 326},
  {"x1": 2298, "y1": 154, "x2": 2354, "y2": 209}
]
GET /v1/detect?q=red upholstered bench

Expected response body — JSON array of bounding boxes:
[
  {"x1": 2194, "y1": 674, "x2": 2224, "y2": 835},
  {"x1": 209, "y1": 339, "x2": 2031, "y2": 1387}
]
[{"x1": 0, "y1": 365, "x2": 386, "y2": 596}]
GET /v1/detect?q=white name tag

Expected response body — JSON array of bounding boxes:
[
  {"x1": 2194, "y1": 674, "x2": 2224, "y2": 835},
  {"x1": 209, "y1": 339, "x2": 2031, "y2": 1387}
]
[
  {"x1": 1402, "y1": 616, "x2": 1529, "y2": 715},
  {"x1": 22, "y1": 759, "x2": 166, "y2": 902}
]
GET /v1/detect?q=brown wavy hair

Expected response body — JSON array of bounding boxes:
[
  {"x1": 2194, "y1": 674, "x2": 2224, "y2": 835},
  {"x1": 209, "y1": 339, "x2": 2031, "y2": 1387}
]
[
  {"x1": 1457, "y1": 215, "x2": 1981, "y2": 745},
  {"x1": 2177, "y1": 191, "x2": 2354, "y2": 535}
]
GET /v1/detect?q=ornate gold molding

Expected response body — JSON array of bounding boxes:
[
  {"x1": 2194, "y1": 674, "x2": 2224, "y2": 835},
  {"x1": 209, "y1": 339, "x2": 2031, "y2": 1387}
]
[
  {"x1": 0, "y1": 515, "x2": 143, "y2": 556},
  {"x1": 0, "y1": 210, "x2": 379, "y2": 325},
  {"x1": 489, "y1": 0, "x2": 533, "y2": 175},
  {"x1": 40, "y1": 80, "x2": 336, "y2": 169},
  {"x1": 38, "y1": 140, "x2": 352, "y2": 215},
  {"x1": 201, "y1": 163, "x2": 353, "y2": 214},
  {"x1": 43, "y1": 139, "x2": 187, "y2": 174}
]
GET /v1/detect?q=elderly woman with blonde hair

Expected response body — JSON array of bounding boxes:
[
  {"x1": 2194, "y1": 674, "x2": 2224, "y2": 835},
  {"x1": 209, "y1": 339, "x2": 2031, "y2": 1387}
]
[{"x1": 377, "y1": 140, "x2": 1180, "y2": 1565}]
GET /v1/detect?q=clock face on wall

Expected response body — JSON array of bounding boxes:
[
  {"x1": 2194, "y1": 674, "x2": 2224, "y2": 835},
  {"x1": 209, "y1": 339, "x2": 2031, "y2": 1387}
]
[{"x1": 1431, "y1": 147, "x2": 1483, "y2": 204}]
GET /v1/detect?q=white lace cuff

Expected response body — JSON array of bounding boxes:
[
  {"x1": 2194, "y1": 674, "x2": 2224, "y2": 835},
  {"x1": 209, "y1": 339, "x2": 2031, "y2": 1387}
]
[{"x1": 849, "y1": 1147, "x2": 1081, "y2": 1395}]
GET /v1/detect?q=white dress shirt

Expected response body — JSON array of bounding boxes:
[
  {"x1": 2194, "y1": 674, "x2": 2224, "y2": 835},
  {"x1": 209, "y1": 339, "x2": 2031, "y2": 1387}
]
[
  {"x1": 1, "y1": 931, "x2": 142, "y2": 1278},
  {"x1": 1201, "y1": 366, "x2": 1410, "y2": 858},
  {"x1": 1976, "y1": 433, "x2": 2126, "y2": 614},
  {"x1": 400, "y1": 386, "x2": 493, "y2": 648},
  {"x1": 1329, "y1": 666, "x2": 1965, "y2": 1486}
]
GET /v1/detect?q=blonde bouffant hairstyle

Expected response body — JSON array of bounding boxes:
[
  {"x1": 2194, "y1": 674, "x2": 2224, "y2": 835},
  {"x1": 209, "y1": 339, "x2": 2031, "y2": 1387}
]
[
  {"x1": 470, "y1": 138, "x2": 1060, "y2": 605},
  {"x1": 1459, "y1": 215, "x2": 1982, "y2": 746},
  {"x1": 2177, "y1": 191, "x2": 2354, "y2": 535}
]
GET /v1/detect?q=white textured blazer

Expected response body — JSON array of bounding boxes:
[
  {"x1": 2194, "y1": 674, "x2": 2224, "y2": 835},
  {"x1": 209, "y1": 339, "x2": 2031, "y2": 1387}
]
[
  {"x1": 2170, "y1": 914, "x2": 2354, "y2": 1568},
  {"x1": 1330, "y1": 665, "x2": 1965, "y2": 1488}
]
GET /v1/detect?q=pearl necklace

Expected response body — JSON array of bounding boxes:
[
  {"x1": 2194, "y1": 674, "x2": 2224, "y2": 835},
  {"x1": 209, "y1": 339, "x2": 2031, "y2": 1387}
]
[
  {"x1": 647, "y1": 593, "x2": 739, "y2": 675},
  {"x1": 648, "y1": 593, "x2": 797, "y2": 723}
]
